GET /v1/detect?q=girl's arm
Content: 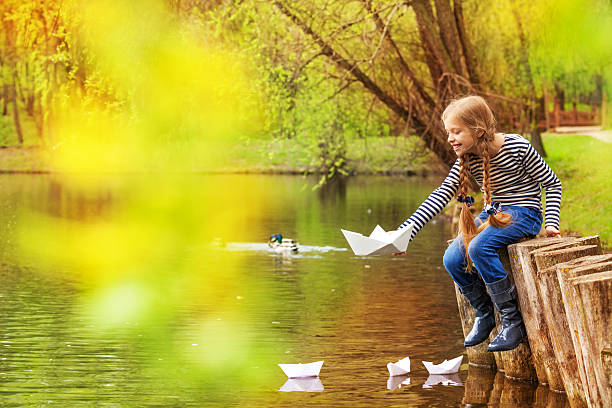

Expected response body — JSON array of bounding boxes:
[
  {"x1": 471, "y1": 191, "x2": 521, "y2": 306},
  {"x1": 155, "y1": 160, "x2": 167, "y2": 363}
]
[
  {"x1": 521, "y1": 144, "x2": 562, "y2": 231},
  {"x1": 398, "y1": 159, "x2": 461, "y2": 241}
]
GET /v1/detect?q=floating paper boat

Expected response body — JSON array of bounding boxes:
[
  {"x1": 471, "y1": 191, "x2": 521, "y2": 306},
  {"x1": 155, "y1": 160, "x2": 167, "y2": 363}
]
[
  {"x1": 279, "y1": 377, "x2": 324, "y2": 392},
  {"x1": 387, "y1": 375, "x2": 411, "y2": 390},
  {"x1": 387, "y1": 356, "x2": 411, "y2": 376},
  {"x1": 341, "y1": 223, "x2": 415, "y2": 256},
  {"x1": 278, "y1": 361, "x2": 324, "y2": 378},
  {"x1": 422, "y1": 355, "x2": 463, "y2": 375},
  {"x1": 422, "y1": 373, "x2": 463, "y2": 389}
]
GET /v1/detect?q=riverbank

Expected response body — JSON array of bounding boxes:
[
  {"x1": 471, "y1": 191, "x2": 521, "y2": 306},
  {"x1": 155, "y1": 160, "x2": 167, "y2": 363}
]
[{"x1": 0, "y1": 133, "x2": 609, "y2": 247}]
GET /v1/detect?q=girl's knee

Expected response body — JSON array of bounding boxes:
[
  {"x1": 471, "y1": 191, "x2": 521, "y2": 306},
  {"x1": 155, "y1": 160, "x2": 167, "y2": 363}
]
[
  {"x1": 468, "y1": 237, "x2": 497, "y2": 262},
  {"x1": 467, "y1": 239, "x2": 484, "y2": 262},
  {"x1": 443, "y1": 243, "x2": 463, "y2": 272}
]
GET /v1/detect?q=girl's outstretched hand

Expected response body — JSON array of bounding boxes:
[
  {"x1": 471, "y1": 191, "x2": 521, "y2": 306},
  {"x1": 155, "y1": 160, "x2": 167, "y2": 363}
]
[{"x1": 545, "y1": 226, "x2": 561, "y2": 237}]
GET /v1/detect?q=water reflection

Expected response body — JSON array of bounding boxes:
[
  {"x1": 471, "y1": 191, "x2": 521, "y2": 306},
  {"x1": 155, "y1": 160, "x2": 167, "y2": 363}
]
[
  {"x1": 387, "y1": 375, "x2": 411, "y2": 390},
  {"x1": 461, "y1": 364, "x2": 571, "y2": 408},
  {"x1": 279, "y1": 377, "x2": 324, "y2": 392},
  {"x1": 423, "y1": 373, "x2": 463, "y2": 388}
]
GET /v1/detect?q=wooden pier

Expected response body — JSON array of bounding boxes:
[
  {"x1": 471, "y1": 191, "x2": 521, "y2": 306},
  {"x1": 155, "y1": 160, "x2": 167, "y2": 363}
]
[{"x1": 453, "y1": 235, "x2": 612, "y2": 408}]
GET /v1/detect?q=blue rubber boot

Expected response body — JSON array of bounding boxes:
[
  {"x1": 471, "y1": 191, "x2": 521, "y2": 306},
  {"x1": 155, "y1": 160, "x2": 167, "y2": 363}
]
[
  {"x1": 486, "y1": 276, "x2": 527, "y2": 352},
  {"x1": 459, "y1": 277, "x2": 496, "y2": 347}
]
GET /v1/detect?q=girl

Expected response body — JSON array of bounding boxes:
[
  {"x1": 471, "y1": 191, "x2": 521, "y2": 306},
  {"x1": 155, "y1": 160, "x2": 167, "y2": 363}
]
[{"x1": 398, "y1": 95, "x2": 561, "y2": 352}]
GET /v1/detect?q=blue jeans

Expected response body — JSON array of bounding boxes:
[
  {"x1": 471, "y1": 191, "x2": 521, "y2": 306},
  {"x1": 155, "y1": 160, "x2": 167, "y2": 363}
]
[{"x1": 443, "y1": 205, "x2": 543, "y2": 286}]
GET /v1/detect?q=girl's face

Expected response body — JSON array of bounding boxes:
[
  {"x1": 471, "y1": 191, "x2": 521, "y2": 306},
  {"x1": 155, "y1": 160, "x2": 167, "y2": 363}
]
[{"x1": 444, "y1": 114, "x2": 478, "y2": 157}]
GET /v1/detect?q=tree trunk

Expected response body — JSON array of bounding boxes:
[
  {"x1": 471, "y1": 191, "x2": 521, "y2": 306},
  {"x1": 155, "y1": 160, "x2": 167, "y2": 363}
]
[
  {"x1": 2, "y1": 84, "x2": 8, "y2": 116},
  {"x1": 511, "y1": 4, "x2": 547, "y2": 156},
  {"x1": 272, "y1": 1, "x2": 457, "y2": 168},
  {"x1": 11, "y1": 74, "x2": 24, "y2": 145},
  {"x1": 433, "y1": 0, "x2": 465, "y2": 77},
  {"x1": 453, "y1": 0, "x2": 479, "y2": 85}
]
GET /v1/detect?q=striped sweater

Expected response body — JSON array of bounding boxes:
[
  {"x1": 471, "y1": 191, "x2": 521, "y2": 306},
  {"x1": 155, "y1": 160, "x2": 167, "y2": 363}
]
[{"x1": 399, "y1": 133, "x2": 562, "y2": 240}]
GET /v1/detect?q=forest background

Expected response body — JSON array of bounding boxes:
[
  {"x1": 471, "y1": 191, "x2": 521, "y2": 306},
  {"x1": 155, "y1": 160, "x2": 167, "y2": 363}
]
[{"x1": 0, "y1": 0, "x2": 611, "y2": 243}]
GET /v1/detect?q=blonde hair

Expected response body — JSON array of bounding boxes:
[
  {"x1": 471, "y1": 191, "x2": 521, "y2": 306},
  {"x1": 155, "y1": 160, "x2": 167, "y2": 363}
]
[{"x1": 443, "y1": 95, "x2": 512, "y2": 271}]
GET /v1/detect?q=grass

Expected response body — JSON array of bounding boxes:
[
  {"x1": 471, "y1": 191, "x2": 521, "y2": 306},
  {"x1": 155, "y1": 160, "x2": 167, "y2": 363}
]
[
  {"x1": 542, "y1": 132, "x2": 612, "y2": 248},
  {"x1": 222, "y1": 135, "x2": 434, "y2": 175}
]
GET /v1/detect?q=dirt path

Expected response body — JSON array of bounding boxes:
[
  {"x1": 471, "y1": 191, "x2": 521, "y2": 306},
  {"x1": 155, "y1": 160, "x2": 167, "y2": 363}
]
[{"x1": 553, "y1": 126, "x2": 612, "y2": 143}]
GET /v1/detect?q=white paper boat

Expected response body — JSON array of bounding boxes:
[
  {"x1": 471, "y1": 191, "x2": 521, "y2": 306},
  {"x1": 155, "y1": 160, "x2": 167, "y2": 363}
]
[
  {"x1": 279, "y1": 377, "x2": 324, "y2": 392},
  {"x1": 422, "y1": 373, "x2": 463, "y2": 389},
  {"x1": 387, "y1": 356, "x2": 411, "y2": 376},
  {"x1": 341, "y1": 223, "x2": 414, "y2": 256},
  {"x1": 421, "y1": 355, "x2": 463, "y2": 375},
  {"x1": 387, "y1": 375, "x2": 411, "y2": 390},
  {"x1": 278, "y1": 361, "x2": 324, "y2": 378}
]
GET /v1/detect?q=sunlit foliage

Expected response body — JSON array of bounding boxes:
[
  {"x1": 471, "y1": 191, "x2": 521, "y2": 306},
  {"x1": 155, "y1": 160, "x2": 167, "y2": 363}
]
[{"x1": 14, "y1": 0, "x2": 275, "y2": 401}]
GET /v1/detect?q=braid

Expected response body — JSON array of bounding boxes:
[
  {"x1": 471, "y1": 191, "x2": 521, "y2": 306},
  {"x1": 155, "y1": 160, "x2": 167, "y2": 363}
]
[
  {"x1": 480, "y1": 137, "x2": 492, "y2": 205},
  {"x1": 458, "y1": 155, "x2": 477, "y2": 272}
]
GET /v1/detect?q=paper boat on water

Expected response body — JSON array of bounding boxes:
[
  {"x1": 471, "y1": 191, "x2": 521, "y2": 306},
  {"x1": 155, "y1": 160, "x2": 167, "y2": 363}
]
[
  {"x1": 341, "y1": 223, "x2": 415, "y2": 256},
  {"x1": 279, "y1": 377, "x2": 324, "y2": 392},
  {"x1": 387, "y1": 375, "x2": 411, "y2": 390},
  {"x1": 422, "y1": 355, "x2": 463, "y2": 375},
  {"x1": 278, "y1": 361, "x2": 324, "y2": 378},
  {"x1": 422, "y1": 373, "x2": 463, "y2": 389},
  {"x1": 387, "y1": 356, "x2": 411, "y2": 376}
]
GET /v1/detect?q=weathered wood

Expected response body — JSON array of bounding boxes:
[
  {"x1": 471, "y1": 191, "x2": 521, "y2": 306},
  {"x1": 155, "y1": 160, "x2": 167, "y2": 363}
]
[
  {"x1": 532, "y1": 242, "x2": 603, "y2": 408},
  {"x1": 454, "y1": 283, "x2": 497, "y2": 368},
  {"x1": 532, "y1": 236, "x2": 602, "y2": 271},
  {"x1": 496, "y1": 248, "x2": 537, "y2": 381},
  {"x1": 556, "y1": 256, "x2": 612, "y2": 407},
  {"x1": 462, "y1": 365, "x2": 496, "y2": 406},
  {"x1": 569, "y1": 271, "x2": 612, "y2": 408},
  {"x1": 508, "y1": 236, "x2": 571, "y2": 389},
  {"x1": 602, "y1": 349, "x2": 612, "y2": 401}
]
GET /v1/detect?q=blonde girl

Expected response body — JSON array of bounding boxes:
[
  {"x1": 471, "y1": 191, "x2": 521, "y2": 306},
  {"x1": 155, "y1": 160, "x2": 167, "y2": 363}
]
[{"x1": 398, "y1": 95, "x2": 561, "y2": 352}]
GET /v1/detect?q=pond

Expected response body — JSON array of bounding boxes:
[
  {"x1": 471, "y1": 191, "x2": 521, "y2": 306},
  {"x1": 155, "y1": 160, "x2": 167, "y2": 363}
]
[{"x1": 0, "y1": 174, "x2": 569, "y2": 407}]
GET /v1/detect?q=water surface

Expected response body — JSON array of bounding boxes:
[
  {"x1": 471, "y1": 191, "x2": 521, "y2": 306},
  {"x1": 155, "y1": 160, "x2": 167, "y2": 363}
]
[{"x1": 0, "y1": 174, "x2": 568, "y2": 406}]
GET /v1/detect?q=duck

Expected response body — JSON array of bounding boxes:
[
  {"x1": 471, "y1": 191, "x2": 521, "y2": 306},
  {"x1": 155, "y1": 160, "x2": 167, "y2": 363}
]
[{"x1": 268, "y1": 233, "x2": 299, "y2": 252}]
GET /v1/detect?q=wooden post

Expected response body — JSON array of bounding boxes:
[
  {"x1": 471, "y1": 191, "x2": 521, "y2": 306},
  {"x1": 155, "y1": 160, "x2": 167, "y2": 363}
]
[
  {"x1": 569, "y1": 270, "x2": 612, "y2": 408},
  {"x1": 508, "y1": 236, "x2": 571, "y2": 389},
  {"x1": 449, "y1": 237, "x2": 497, "y2": 369},
  {"x1": 573, "y1": 102, "x2": 578, "y2": 123},
  {"x1": 553, "y1": 97, "x2": 561, "y2": 128},
  {"x1": 556, "y1": 255, "x2": 612, "y2": 407},
  {"x1": 532, "y1": 240, "x2": 603, "y2": 408},
  {"x1": 496, "y1": 248, "x2": 537, "y2": 382},
  {"x1": 454, "y1": 284, "x2": 497, "y2": 368}
]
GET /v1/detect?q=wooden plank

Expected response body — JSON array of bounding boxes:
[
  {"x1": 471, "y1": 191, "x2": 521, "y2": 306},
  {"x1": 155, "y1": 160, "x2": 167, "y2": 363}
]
[{"x1": 570, "y1": 271, "x2": 612, "y2": 408}]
